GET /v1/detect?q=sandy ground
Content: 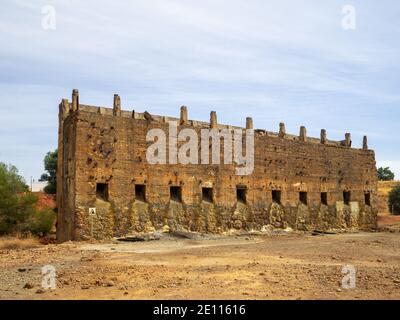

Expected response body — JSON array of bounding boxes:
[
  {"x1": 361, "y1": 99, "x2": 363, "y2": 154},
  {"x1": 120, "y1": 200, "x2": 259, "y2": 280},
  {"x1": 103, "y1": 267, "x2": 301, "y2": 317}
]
[{"x1": 0, "y1": 229, "x2": 400, "y2": 300}]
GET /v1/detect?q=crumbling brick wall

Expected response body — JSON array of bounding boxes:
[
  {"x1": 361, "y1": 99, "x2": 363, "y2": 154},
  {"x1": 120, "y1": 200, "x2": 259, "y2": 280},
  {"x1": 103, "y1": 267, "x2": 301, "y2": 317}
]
[{"x1": 56, "y1": 90, "x2": 378, "y2": 242}]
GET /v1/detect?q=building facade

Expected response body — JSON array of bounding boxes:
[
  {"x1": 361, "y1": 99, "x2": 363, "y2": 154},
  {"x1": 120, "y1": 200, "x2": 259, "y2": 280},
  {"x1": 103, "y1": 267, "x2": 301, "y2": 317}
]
[{"x1": 57, "y1": 90, "x2": 378, "y2": 242}]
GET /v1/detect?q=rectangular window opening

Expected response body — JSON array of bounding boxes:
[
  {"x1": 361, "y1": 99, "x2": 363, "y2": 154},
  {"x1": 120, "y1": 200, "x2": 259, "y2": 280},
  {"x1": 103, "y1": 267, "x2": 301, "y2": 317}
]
[
  {"x1": 299, "y1": 192, "x2": 308, "y2": 205},
  {"x1": 135, "y1": 184, "x2": 146, "y2": 202},
  {"x1": 365, "y1": 192, "x2": 371, "y2": 206},
  {"x1": 321, "y1": 192, "x2": 328, "y2": 205},
  {"x1": 96, "y1": 183, "x2": 109, "y2": 201},
  {"x1": 236, "y1": 186, "x2": 247, "y2": 204},
  {"x1": 170, "y1": 186, "x2": 182, "y2": 202},
  {"x1": 202, "y1": 187, "x2": 213, "y2": 203},
  {"x1": 343, "y1": 191, "x2": 351, "y2": 205},
  {"x1": 272, "y1": 190, "x2": 281, "y2": 204}
]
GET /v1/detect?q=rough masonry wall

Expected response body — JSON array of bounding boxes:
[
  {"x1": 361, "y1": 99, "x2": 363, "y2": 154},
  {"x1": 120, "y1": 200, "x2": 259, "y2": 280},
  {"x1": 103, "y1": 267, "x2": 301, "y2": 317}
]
[{"x1": 57, "y1": 95, "x2": 378, "y2": 241}]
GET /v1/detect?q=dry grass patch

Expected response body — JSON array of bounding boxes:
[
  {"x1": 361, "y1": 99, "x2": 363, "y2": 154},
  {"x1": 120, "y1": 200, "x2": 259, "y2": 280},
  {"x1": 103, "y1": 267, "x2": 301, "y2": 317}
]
[{"x1": 0, "y1": 237, "x2": 41, "y2": 250}]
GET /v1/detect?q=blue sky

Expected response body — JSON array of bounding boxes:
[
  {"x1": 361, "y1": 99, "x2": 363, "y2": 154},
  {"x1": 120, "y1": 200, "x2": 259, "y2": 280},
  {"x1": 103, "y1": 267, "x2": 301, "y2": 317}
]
[{"x1": 0, "y1": 0, "x2": 399, "y2": 182}]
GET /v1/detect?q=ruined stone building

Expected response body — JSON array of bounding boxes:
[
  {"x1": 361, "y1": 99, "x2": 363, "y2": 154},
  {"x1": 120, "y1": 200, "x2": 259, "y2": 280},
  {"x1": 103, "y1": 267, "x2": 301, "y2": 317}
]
[{"x1": 57, "y1": 90, "x2": 378, "y2": 242}]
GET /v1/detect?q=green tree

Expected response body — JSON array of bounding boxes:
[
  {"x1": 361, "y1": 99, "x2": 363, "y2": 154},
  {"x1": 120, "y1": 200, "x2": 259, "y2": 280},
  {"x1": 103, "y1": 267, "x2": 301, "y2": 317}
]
[
  {"x1": 377, "y1": 167, "x2": 395, "y2": 181},
  {"x1": 39, "y1": 149, "x2": 57, "y2": 194},
  {"x1": 0, "y1": 163, "x2": 31, "y2": 234},
  {"x1": 0, "y1": 163, "x2": 28, "y2": 193},
  {"x1": 388, "y1": 184, "x2": 400, "y2": 215},
  {"x1": 0, "y1": 162, "x2": 55, "y2": 236}
]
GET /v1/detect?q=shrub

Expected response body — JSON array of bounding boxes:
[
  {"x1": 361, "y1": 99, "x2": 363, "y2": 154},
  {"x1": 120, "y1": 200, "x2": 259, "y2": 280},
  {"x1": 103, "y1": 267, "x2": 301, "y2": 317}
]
[
  {"x1": 27, "y1": 208, "x2": 56, "y2": 236},
  {"x1": 388, "y1": 184, "x2": 400, "y2": 215},
  {"x1": 0, "y1": 189, "x2": 37, "y2": 235},
  {"x1": 0, "y1": 162, "x2": 56, "y2": 236}
]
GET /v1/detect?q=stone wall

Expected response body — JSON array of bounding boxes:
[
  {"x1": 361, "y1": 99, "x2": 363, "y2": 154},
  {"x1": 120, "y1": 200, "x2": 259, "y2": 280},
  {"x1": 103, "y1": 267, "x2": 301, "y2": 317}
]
[{"x1": 56, "y1": 90, "x2": 378, "y2": 242}]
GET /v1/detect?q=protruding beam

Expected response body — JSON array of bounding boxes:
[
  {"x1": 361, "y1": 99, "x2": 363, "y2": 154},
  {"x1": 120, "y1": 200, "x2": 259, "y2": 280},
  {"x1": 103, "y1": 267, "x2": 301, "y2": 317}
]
[
  {"x1": 345, "y1": 133, "x2": 352, "y2": 147},
  {"x1": 180, "y1": 106, "x2": 188, "y2": 125},
  {"x1": 299, "y1": 126, "x2": 307, "y2": 142},
  {"x1": 61, "y1": 99, "x2": 69, "y2": 115},
  {"x1": 321, "y1": 129, "x2": 327, "y2": 144},
  {"x1": 71, "y1": 89, "x2": 79, "y2": 112},
  {"x1": 113, "y1": 94, "x2": 121, "y2": 116},
  {"x1": 363, "y1": 135, "x2": 368, "y2": 150},
  {"x1": 279, "y1": 122, "x2": 286, "y2": 138},
  {"x1": 246, "y1": 117, "x2": 253, "y2": 129},
  {"x1": 210, "y1": 111, "x2": 217, "y2": 129},
  {"x1": 144, "y1": 111, "x2": 154, "y2": 122}
]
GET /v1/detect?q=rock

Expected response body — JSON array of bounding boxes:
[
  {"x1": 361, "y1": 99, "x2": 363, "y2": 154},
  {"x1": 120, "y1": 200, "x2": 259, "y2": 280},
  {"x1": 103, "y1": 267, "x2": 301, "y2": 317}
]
[
  {"x1": 146, "y1": 234, "x2": 160, "y2": 241},
  {"x1": 81, "y1": 285, "x2": 90, "y2": 290},
  {"x1": 106, "y1": 280, "x2": 115, "y2": 287},
  {"x1": 170, "y1": 231, "x2": 202, "y2": 240},
  {"x1": 261, "y1": 225, "x2": 274, "y2": 233},
  {"x1": 36, "y1": 289, "x2": 45, "y2": 294},
  {"x1": 18, "y1": 268, "x2": 27, "y2": 272},
  {"x1": 117, "y1": 233, "x2": 160, "y2": 242},
  {"x1": 80, "y1": 256, "x2": 93, "y2": 262},
  {"x1": 377, "y1": 259, "x2": 382, "y2": 263},
  {"x1": 23, "y1": 283, "x2": 34, "y2": 289},
  {"x1": 94, "y1": 280, "x2": 102, "y2": 286},
  {"x1": 233, "y1": 220, "x2": 243, "y2": 229}
]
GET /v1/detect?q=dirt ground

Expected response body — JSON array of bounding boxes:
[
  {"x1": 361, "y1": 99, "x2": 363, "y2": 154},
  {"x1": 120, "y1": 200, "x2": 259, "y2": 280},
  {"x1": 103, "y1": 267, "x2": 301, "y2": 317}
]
[{"x1": 0, "y1": 228, "x2": 400, "y2": 300}]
